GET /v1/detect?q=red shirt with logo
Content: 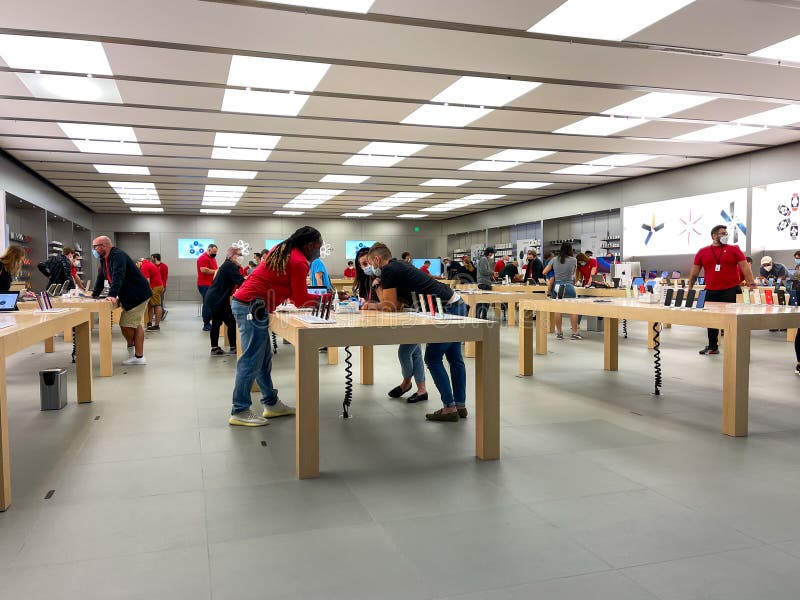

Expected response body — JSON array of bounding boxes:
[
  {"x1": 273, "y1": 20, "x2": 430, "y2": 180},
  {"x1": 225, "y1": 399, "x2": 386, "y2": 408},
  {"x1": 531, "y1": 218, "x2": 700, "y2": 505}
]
[
  {"x1": 693, "y1": 244, "x2": 745, "y2": 290},
  {"x1": 197, "y1": 253, "x2": 217, "y2": 286},
  {"x1": 140, "y1": 259, "x2": 164, "y2": 288}
]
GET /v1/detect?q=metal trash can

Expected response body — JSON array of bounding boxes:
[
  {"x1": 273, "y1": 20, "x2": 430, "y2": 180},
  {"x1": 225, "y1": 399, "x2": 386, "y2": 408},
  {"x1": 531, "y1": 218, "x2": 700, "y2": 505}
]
[{"x1": 40, "y1": 368, "x2": 67, "y2": 411}]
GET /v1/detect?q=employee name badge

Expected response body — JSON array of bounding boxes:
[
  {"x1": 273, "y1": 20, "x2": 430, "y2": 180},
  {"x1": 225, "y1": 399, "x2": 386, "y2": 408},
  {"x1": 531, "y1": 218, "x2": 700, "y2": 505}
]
[{"x1": 714, "y1": 264, "x2": 721, "y2": 272}]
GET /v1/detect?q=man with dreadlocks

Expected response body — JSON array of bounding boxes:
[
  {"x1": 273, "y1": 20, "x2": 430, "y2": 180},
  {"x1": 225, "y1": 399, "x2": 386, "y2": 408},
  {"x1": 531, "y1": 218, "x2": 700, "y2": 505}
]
[{"x1": 228, "y1": 226, "x2": 324, "y2": 426}]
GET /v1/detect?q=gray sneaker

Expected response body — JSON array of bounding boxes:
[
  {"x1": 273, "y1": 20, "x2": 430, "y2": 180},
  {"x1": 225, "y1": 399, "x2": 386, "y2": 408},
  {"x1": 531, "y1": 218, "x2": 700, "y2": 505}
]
[
  {"x1": 556, "y1": 332, "x2": 564, "y2": 340},
  {"x1": 571, "y1": 333, "x2": 583, "y2": 340},
  {"x1": 262, "y1": 399, "x2": 296, "y2": 419},
  {"x1": 229, "y1": 409, "x2": 268, "y2": 427}
]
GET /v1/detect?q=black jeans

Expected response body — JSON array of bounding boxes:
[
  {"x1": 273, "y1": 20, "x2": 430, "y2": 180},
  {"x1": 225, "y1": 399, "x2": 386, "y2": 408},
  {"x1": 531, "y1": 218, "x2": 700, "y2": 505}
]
[
  {"x1": 476, "y1": 283, "x2": 492, "y2": 319},
  {"x1": 210, "y1": 303, "x2": 236, "y2": 349},
  {"x1": 705, "y1": 286, "x2": 741, "y2": 349}
]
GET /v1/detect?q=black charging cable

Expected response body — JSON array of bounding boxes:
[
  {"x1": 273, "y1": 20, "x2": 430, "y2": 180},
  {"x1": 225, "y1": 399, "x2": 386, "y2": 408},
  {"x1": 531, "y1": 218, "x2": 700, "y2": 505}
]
[
  {"x1": 652, "y1": 322, "x2": 662, "y2": 396},
  {"x1": 71, "y1": 327, "x2": 76, "y2": 363},
  {"x1": 271, "y1": 331, "x2": 278, "y2": 354},
  {"x1": 342, "y1": 346, "x2": 353, "y2": 418},
  {"x1": 623, "y1": 319, "x2": 628, "y2": 339}
]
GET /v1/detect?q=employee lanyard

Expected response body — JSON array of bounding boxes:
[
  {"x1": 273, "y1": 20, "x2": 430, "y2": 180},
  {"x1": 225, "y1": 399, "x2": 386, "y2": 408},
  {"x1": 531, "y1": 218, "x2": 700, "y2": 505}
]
[
  {"x1": 710, "y1": 244, "x2": 725, "y2": 271},
  {"x1": 104, "y1": 256, "x2": 112, "y2": 283}
]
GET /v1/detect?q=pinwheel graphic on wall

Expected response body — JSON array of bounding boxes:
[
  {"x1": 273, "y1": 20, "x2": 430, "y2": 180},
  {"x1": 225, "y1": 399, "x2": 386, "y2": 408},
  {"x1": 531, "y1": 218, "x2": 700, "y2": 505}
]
[
  {"x1": 641, "y1": 214, "x2": 664, "y2": 245},
  {"x1": 678, "y1": 209, "x2": 703, "y2": 245},
  {"x1": 720, "y1": 202, "x2": 747, "y2": 243}
]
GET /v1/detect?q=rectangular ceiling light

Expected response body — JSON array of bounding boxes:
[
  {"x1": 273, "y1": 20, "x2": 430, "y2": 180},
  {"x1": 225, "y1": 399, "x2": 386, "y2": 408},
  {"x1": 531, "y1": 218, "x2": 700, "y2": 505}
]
[
  {"x1": 500, "y1": 181, "x2": 552, "y2": 189},
  {"x1": 432, "y1": 76, "x2": 541, "y2": 107},
  {"x1": 360, "y1": 191, "x2": 432, "y2": 211},
  {"x1": 274, "y1": 210, "x2": 304, "y2": 216},
  {"x1": 202, "y1": 200, "x2": 238, "y2": 207},
  {"x1": 344, "y1": 141, "x2": 427, "y2": 167},
  {"x1": 203, "y1": 184, "x2": 247, "y2": 206},
  {"x1": 674, "y1": 124, "x2": 763, "y2": 142},
  {"x1": 588, "y1": 154, "x2": 657, "y2": 167},
  {"x1": 402, "y1": 104, "x2": 492, "y2": 128},
  {"x1": 603, "y1": 92, "x2": 714, "y2": 118},
  {"x1": 221, "y1": 88, "x2": 310, "y2": 116},
  {"x1": 200, "y1": 208, "x2": 232, "y2": 214},
  {"x1": 736, "y1": 105, "x2": 800, "y2": 127},
  {"x1": 59, "y1": 122, "x2": 142, "y2": 155},
  {"x1": 320, "y1": 174, "x2": 369, "y2": 184},
  {"x1": 109, "y1": 181, "x2": 160, "y2": 204},
  {"x1": 554, "y1": 115, "x2": 648, "y2": 136},
  {"x1": 420, "y1": 179, "x2": 471, "y2": 187},
  {"x1": 227, "y1": 55, "x2": 330, "y2": 92},
  {"x1": 552, "y1": 165, "x2": 613, "y2": 175},
  {"x1": 0, "y1": 34, "x2": 113, "y2": 74},
  {"x1": 528, "y1": 0, "x2": 696, "y2": 41},
  {"x1": 256, "y1": 0, "x2": 375, "y2": 13},
  {"x1": 421, "y1": 194, "x2": 500, "y2": 212},
  {"x1": 211, "y1": 132, "x2": 281, "y2": 161},
  {"x1": 17, "y1": 73, "x2": 122, "y2": 103},
  {"x1": 460, "y1": 148, "x2": 555, "y2": 171},
  {"x1": 130, "y1": 207, "x2": 163, "y2": 213},
  {"x1": 460, "y1": 194, "x2": 504, "y2": 202},
  {"x1": 397, "y1": 214, "x2": 427, "y2": 219},
  {"x1": 94, "y1": 164, "x2": 150, "y2": 175},
  {"x1": 341, "y1": 212, "x2": 371, "y2": 217},
  {"x1": 284, "y1": 188, "x2": 345, "y2": 209},
  {"x1": 750, "y1": 34, "x2": 800, "y2": 62},
  {"x1": 208, "y1": 169, "x2": 258, "y2": 179}
]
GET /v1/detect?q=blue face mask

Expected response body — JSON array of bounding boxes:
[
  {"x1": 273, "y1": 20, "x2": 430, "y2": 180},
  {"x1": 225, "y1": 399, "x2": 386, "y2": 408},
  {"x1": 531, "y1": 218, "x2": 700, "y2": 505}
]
[
  {"x1": 796, "y1": 258, "x2": 800, "y2": 267},
  {"x1": 92, "y1": 248, "x2": 100, "y2": 259}
]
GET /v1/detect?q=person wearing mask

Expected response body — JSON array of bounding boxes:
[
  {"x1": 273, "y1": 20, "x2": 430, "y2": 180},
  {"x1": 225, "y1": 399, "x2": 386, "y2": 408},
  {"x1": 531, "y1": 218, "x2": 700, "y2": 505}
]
[
  {"x1": 493, "y1": 255, "x2": 506, "y2": 278},
  {"x1": 688, "y1": 225, "x2": 757, "y2": 355},
  {"x1": 352, "y1": 247, "x2": 378, "y2": 303},
  {"x1": 91, "y1": 236, "x2": 152, "y2": 365},
  {"x1": 62, "y1": 247, "x2": 85, "y2": 291},
  {"x1": 205, "y1": 246, "x2": 245, "y2": 356},
  {"x1": 499, "y1": 259, "x2": 520, "y2": 282},
  {"x1": 197, "y1": 244, "x2": 218, "y2": 332},
  {"x1": 135, "y1": 257, "x2": 164, "y2": 331},
  {"x1": 151, "y1": 253, "x2": 169, "y2": 321},
  {"x1": 310, "y1": 254, "x2": 332, "y2": 289},
  {"x1": 363, "y1": 243, "x2": 466, "y2": 421},
  {"x1": 758, "y1": 256, "x2": 789, "y2": 284},
  {"x1": 343, "y1": 260, "x2": 356, "y2": 278},
  {"x1": 419, "y1": 260, "x2": 432, "y2": 275},
  {"x1": 228, "y1": 227, "x2": 323, "y2": 426},
  {"x1": 522, "y1": 250, "x2": 543, "y2": 284},
  {"x1": 0, "y1": 245, "x2": 25, "y2": 292},
  {"x1": 475, "y1": 246, "x2": 495, "y2": 319},
  {"x1": 543, "y1": 242, "x2": 581, "y2": 340},
  {"x1": 456, "y1": 255, "x2": 476, "y2": 283},
  {"x1": 576, "y1": 252, "x2": 596, "y2": 286},
  {"x1": 46, "y1": 246, "x2": 74, "y2": 291}
]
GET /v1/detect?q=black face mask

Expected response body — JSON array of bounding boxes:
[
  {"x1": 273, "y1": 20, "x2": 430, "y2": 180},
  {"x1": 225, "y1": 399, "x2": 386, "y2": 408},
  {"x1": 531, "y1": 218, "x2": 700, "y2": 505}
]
[{"x1": 209, "y1": 252, "x2": 217, "y2": 259}]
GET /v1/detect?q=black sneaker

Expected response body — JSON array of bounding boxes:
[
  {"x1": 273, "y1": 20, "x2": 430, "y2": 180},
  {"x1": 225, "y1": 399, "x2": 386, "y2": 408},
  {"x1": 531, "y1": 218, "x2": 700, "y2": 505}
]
[
  {"x1": 699, "y1": 346, "x2": 720, "y2": 355},
  {"x1": 795, "y1": 364, "x2": 800, "y2": 376},
  {"x1": 160, "y1": 310, "x2": 168, "y2": 321},
  {"x1": 210, "y1": 347, "x2": 225, "y2": 356},
  {"x1": 146, "y1": 325, "x2": 160, "y2": 331}
]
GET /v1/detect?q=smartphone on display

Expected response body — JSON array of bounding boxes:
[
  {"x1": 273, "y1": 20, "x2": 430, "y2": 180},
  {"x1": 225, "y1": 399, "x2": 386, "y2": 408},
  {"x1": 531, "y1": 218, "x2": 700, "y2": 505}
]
[
  {"x1": 764, "y1": 289, "x2": 774, "y2": 305},
  {"x1": 685, "y1": 289, "x2": 696, "y2": 308},
  {"x1": 696, "y1": 289, "x2": 707, "y2": 309},
  {"x1": 777, "y1": 289, "x2": 787, "y2": 305},
  {"x1": 674, "y1": 288, "x2": 685, "y2": 307},
  {"x1": 663, "y1": 288, "x2": 674, "y2": 306},
  {"x1": 789, "y1": 290, "x2": 799, "y2": 306},
  {"x1": 769, "y1": 277, "x2": 775, "y2": 287}
]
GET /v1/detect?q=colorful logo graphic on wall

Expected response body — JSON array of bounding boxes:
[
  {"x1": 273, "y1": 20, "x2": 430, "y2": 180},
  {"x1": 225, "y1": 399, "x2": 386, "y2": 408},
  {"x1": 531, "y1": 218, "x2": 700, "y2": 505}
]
[
  {"x1": 678, "y1": 209, "x2": 703, "y2": 244},
  {"x1": 188, "y1": 241, "x2": 203, "y2": 256},
  {"x1": 641, "y1": 214, "x2": 664, "y2": 245},
  {"x1": 720, "y1": 201, "x2": 747, "y2": 243}
]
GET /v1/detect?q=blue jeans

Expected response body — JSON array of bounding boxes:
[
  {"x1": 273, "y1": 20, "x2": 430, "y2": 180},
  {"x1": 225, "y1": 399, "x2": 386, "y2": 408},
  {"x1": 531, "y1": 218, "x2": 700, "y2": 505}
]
[
  {"x1": 424, "y1": 300, "x2": 468, "y2": 407},
  {"x1": 230, "y1": 299, "x2": 279, "y2": 414},
  {"x1": 398, "y1": 344, "x2": 425, "y2": 382},
  {"x1": 198, "y1": 285, "x2": 211, "y2": 325},
  {"x1": 553, "y1": 282, "x2": 577, "y2": 299}
]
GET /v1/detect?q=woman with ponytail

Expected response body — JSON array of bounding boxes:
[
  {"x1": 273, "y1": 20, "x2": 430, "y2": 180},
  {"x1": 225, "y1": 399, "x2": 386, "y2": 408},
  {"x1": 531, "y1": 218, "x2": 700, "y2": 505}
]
[{"x1": 228, "y1": 226, "x2": 323, "y2": 427}]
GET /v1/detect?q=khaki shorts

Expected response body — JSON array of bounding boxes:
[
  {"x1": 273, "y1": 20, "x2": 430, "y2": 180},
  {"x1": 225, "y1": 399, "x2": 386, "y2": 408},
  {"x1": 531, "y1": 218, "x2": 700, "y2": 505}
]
[
  {"x1": 119, "y1": 299, "x2": 149, "y2": 328},
  {"x1": 149, "y1": 286, "x2": 164, "y2": 307}
]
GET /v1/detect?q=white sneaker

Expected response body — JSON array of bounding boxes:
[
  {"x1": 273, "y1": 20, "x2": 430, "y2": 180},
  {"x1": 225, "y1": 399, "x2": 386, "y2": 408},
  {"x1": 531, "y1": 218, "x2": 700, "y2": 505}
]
[
  {"x1": 122, "y1": 356, "x2": 147, "y2": 365},
  {"x1": 262, "y1": 399, "x2": 296, "y2": 418},
  {"x1": 229, "y1": 409, "x2": 268, "y2": 427}
]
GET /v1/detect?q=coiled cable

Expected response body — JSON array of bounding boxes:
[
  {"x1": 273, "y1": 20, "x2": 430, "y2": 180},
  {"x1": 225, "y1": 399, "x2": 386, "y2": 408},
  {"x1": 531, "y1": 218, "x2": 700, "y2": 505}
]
[
  {"x1": 622, "y1": 319, "x2": 628, "y2": 339},
  {"x1": 271, "y1": 331, "x2": 278, "y2": 354},
  {"x1": 342, "y1": 346, "x2": 353, "y2": 418},
  {"x1": 71, "y1": 327, "x2": 76, "y2": 363},
  {"x1": 652, "y1": 321, "x2": 662, "y2": 396}
]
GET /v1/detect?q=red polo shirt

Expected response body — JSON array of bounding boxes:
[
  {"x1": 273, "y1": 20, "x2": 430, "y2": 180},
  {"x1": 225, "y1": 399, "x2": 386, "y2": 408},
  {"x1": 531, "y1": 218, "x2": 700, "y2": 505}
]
[
  {"x1": 139, "y1": 259, "x2": 163, "y2": 288},
  {"x1": 197, "y1": 253, "x2": 217, "y2": 286},
  {"x1": 693, "y1": 244, "x2": 745, "y2": 290},
  {"x1": 157, "y1": 262, "x2": 169, "y2": 287},
  {"x1": 233, "y1": 248, "x2": 319, "y2": 311}
]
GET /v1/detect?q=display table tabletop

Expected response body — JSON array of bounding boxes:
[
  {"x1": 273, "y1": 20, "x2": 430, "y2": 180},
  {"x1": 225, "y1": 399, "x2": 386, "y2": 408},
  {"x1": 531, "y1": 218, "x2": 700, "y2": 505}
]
[
  {"x1": 268, "y1": 310, "x2": 500, "y2": 479},
  {"x1": 0, "y1": 308, "x2": 93, "y2": 510},
  {"x1": 517, "y1": 297, "x2": 800, "y2": 437}
]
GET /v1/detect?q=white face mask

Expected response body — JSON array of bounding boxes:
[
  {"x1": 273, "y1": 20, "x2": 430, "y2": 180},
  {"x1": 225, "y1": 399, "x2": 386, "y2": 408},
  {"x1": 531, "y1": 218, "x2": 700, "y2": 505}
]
[
  {"x1": 764, "y1": 265, "x2": 772, "y2": 272},
  {"x1": 719, "y1": 234, "x2": 729, "y2": 244},
  {"x1": 578, "y1": 261, "x2": 586, "y2": 266}
]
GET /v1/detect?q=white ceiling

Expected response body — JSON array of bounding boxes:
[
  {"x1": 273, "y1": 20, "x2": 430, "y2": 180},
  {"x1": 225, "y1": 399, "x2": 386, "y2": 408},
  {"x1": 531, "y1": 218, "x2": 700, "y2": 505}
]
[{"x1": 0, "y1": 0, "x2": 799, "y2": 219}]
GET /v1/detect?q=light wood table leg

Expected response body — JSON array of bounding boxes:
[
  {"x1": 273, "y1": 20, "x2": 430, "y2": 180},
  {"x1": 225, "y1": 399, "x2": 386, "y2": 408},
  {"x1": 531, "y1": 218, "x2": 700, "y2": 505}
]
[
  {"x1": 0, "y1": 346, "x2": 10, "y2": 510},
  {"x1": 74, "y1": 320, "x2": 94, "y2": 403},
  {"x1": 99, "y1": 306, "x2": 113, "y2": 377},
  {"x1": 788, "y1": 328, "x2": 797, "y2": 343},
  {"x1": 360, "y1": 345, "x2": 374, "y2": 384},
  {"x1": 507, "y1": 302, "x2": 516, "y2": 326},
  {"x1": 44, "y1": 337, "x2": 55, "y2": 353},
  {"x1": 664, "y1": 323, "x2": 672, "y2": 329},
  {"x1": 647, "y1": 322, "x2": 657, "y2": 349},
  {"x1": 465, "y1": 302, "x2": 477, "y2": 358},
  {"x1": 518, "y1": 307, "x2": 533, "y2": 376},
  {"x1": 295, "y1": 337, "x2": 320, "y2": 478},
  {"x1": 64, "y1": 327, "x2": 73, "y2": 343},
  {"x1": 475, "y1": 328, "x2": 500, "y2": 460},
  {"x1": 328, "y1": 346, "x2": 338, "y2": 365},
  {"x1": 722, "y1": 322, "x2": 750, "y2": 436},
  {"x1": 535, "y1": 310, "x2": 549, "y2": 356},
  {"x1": 604, "y1": 318, "x2": 619, "y2": 371}
]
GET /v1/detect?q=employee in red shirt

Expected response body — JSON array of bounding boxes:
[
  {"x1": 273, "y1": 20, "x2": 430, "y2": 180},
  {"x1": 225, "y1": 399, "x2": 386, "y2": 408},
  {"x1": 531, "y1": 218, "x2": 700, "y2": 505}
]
[
  {"x1": 688, "y1": 224, "x2": 757, "y2": 355},
  {"x1": 343, "y1": 261, "x2": 356, "y2": 278},
  {"x1": 493, "y1": 255, "x2": 506, "y2": 279},
  {"x1": 151, "y1": 253, "x2": 169, "y2": 320},
  {"x1": 136, "y1": 257, "x2": 164, "y2": 331},
  {"x1": 197, "y1": 244, "x2": 218, "y2": 331},
  {"x1": 228, "y1": 226, "x2": 323, "y2": 427},
  {"x1": 419, "y1": 260, "x2": 431, "y2": 275}
]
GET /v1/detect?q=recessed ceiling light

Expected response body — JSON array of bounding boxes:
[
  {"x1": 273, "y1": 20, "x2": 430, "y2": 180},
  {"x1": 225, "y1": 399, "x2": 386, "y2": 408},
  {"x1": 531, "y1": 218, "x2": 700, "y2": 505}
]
[
  {"x1": 202, "y1": 200, "x2": 239, "y2": 207},
  {"x1": 284, "y1": 188, "x2": 345, "y2": 209},
  {"x1": 460, "y1": 194, "x2": 504, "y2": 201},
  {"x1": 344, "y1": 141, "x2": 427, "y2": 167},
  {"x1": 17, "y1": 73, "x2": 122, "y2": 103},
  {"x1": 460, "y1": 148, "x2": 555, "y2": 171},
  {"x1": 603, "y1": 92, "x2": 714, "y2": 118},
  {"x1": 402, "y1": 104, "x2": 492, "y2": 128},
  {"x1": 528, "y1": 0, "x2": 696, "y2": 41},
  {"x1": 208, "y1": 169, "x2": 258, "y2": 179},
  {"x1": 59, "y1": 122, "x2": 142, "y2": 155},
  {"x1": 342, "y1": 212, "x2": 371, "y2": 217},
  {"x1": 321, "y1": 174, "x2": 370, "y2": 183},
  {"x1": 552, "y1": 165, "x2": 612, "y2": 175},
  {"x1": 360, "y1": 191, "x2": 432, "y2": 211},
  {"x1": 673, "y1": 124, "x2": 763, "y2": 142},
  {"x1": 203, "y1": 184, "x2": 247, "y2": 206},
  {"x1": 227, "y1": 55, "x2": 331, "y2": 92},
  {"x1": 554, "y1": 115, "x2": 648, "y2": 136},
  {"x1": 397, "y1": 214, "x2": 427, "y2": 219},
  {"x1": 255, "y1": 0, "x2": 375, "y2": 13},
  {"x1": 200, "y1": 208, "x2": 232, "y2": 214},
  {"x1": 588, "y1": 154, "x2": 657, "y2": 167},
  {"x1": 736, "y1": 105, "x2": 800, "y2": 126},
  {"x1": 0, "y1": 34, "x2": 113, "y2": 74},
  {"x1": 432, "y1": 76, "x2": 541, "y2": 107},
  {"x1": 109, "y1": 181, "x2": 160, "y2": 204},
  {"x1": 94, "y1": 164, "x2": 150, "y2": 175},
  {"x1": 500, "y1": 182, "x2": 552, "y2": 189},
  {"x1": 221, "y1": 88, "x2": 310, "y2": 116},
  {"x1": 750, "y1": 34, "x2": 800, "y2": 62},
  {"x1": 421, "y1": 194, "x2": 498, "y2": 212},
  {"x1": 130, "y1": 207, "x2": 163, "y2": 213},
  {"x1": 420, "y1": 205, "x2": 456, "y2": 212},
  {"x1": 420, "y1": 179, "x2": 471, "y2": 187},
  {"x1": 211, "y1": 132, "x2": 281, "y2": 161},
  {"x1": 274, "y1": 210, "x2": 305, "y2": 216}
]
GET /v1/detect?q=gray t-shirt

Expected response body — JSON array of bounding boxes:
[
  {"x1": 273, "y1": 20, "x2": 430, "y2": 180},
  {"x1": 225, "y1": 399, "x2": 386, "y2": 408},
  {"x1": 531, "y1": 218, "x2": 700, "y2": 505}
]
[
  {"x1": 477, "y1": 256, "x2": 494, "y2": 285},
  {"x1": 551, "y1": 256, "x2": 577, "y2": 284}
]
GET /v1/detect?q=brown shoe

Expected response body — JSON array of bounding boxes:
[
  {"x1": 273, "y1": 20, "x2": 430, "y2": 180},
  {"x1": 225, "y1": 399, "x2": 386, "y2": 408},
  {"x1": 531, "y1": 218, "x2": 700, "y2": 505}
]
[
  {"x1": 457, "y1": 407, "x2": 468, "y2": 419},
  {"x1": 426, "y1": 408, "x2": 459, "y2": 422}
]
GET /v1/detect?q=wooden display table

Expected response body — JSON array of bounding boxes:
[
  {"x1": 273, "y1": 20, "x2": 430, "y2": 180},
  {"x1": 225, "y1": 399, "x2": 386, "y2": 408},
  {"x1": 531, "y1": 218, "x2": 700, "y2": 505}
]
[
  {"x1": 0, "y1": 308, "x2": 94, "y2": 510},
  {"x1": 518, "y1": 297, "x2": 800, "y2": 437},
  {"x1": 268, "y1": 311, "x2": 500, "y2": 479}
]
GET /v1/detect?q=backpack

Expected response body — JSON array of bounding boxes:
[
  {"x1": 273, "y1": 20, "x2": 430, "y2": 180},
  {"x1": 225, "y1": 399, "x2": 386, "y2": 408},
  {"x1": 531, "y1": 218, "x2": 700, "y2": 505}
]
[{"x1": 44, "y1": 255, "x2": 69, "y2": 287}]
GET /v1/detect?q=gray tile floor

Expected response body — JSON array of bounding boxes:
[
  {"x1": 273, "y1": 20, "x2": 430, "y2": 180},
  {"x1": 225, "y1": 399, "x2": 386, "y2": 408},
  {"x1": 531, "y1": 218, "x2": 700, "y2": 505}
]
[{"x1": 1, "y1": 303, "x2": 799, "y2": 599}]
